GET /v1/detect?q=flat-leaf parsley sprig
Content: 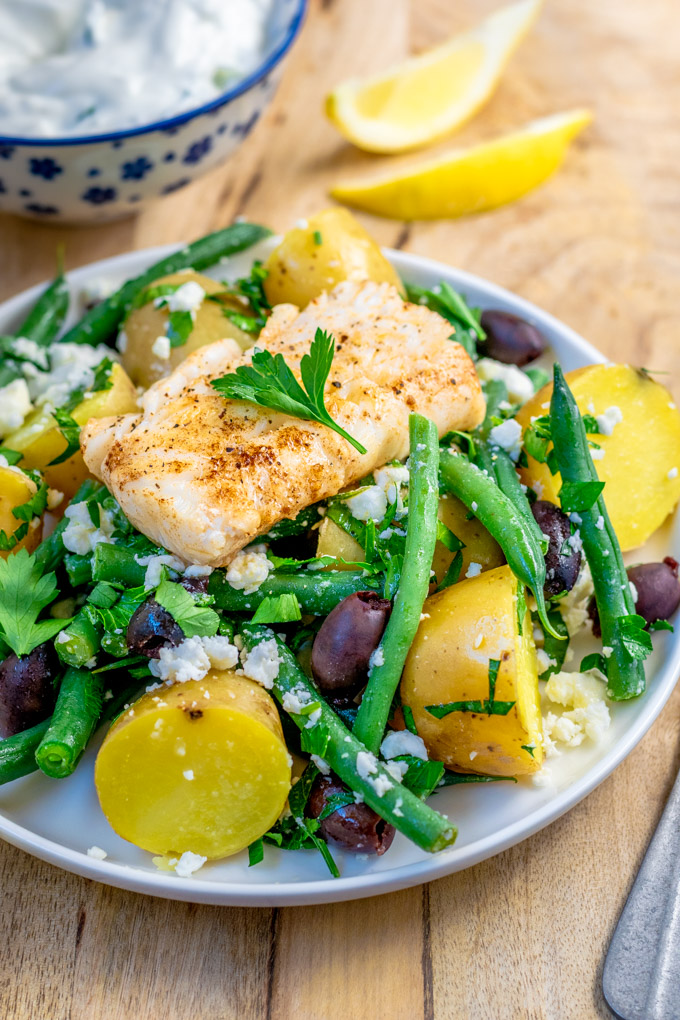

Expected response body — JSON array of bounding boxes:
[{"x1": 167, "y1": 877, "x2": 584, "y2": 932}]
[
  {"x1": 211, "y1": 328, "x2": 367, "y2": 455},
  {"x1": 0, "y1": 549, "x2": 71, "y2": 658}
]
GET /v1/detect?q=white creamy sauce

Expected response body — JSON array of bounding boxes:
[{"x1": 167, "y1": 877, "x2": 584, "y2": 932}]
[{"x1": 0, "y1": 0, "x2": 272, "y2": 138}]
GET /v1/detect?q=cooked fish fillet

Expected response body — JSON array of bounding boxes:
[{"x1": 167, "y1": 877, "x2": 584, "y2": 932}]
[{"x1": 82, "y1": 280, "x2": 485, "y2": 566}]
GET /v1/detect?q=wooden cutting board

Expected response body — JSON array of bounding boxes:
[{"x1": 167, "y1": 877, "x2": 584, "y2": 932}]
[{"x1": 0, "y1": 1, "x2": 678, "y2": 1017}]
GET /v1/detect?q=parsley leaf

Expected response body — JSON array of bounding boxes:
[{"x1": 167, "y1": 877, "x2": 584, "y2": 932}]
[
  {"x1": 558, "y1": 479, "x2": 606, "y2": 513},
  {"x1": 166, "y1": 310, "x2": 194, "y2": 348},
  {"x1": 49, "y1": 408, "x2": 81, "y2": 466},
  {"x1": 0, "y1": 448, "x2": 22, "y2": 466},
  {"x1": 614, "y1": 614, "x2": 653, "y2": 661},
  {"x1": 154, "y1": 579, "x2": 220, "y2": 638},
  {"x1": 212, "y1": 329, "x2": 367, "y2": 454},
  {"x1": 251, "y1": 593, "x2": 302, "y2": 624},
  {"x1": 0, "y1": 549, "x2": 70, "y2": 656},
  {"x1": 425, "y1": 658, "x2": 516, "y2": 718}
]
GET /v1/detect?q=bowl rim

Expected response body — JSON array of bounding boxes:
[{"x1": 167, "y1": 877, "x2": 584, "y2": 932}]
[{"x1": 0, "y1": 0, "x2": 307, "y2": 149}]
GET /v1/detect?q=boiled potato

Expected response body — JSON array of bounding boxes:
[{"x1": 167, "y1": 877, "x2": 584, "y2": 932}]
[
  {"x1": 433, "y1": 493, "x2": 505, "y2": 583},
  {"x1": 0, "y1": 466, "x2": 43, "y2": 558},
  {"x1": 316, "y1": 515, "x2": 364, "y2": 567},
  {"x1": 95, "y1": 670, "x2": 292, "y2": 859},
  {"x1": 401, "y1": 565, "x2": 542, "y2": 777},
  {"x1": 516, "y1": 363, "x2": 680, "y2": 551},
  {"x1": 263, "y1": 207, "x2": 403, "y2": 307},
  {"x1": 6, "y1": 362, "x2": 138, "y2": 500},
  {"x1": 121, "y1": 270, "x2": 251, "y2": 388}
]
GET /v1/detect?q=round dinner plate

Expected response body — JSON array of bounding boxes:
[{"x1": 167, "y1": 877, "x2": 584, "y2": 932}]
[{"x1": 0, "y1": 241, "x2": 678, "y2": 906}]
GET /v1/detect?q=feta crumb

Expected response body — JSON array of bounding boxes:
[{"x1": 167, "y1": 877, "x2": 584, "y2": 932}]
[
  {"x1": 668, "y1": 467, "x2": 678, "y2": 480},
  {"x1": 385, "y1": 760, "x2": 408, "y2": 782},
  {"x1": 536, "y1": 648, "x2": 557, "y2": 673},
  {"x1": 282, "y1": 686, "x2": 315, "y2": 714},
  {"x1": 595, "y1": 515, "x2": 605, "y2": 530},
  {"x1": 184, "y1": 564, "x2": 214, "y2": 578},
  {"x1": 381, "y1": 729, "x2": 428, "y2": 761},
  {"x1": 0, "y1": 378, "x2": 32, "y2": 437},
  {"x1": 471, "y1": 501, "x2": 478, "y2": 512},
  {"x1": 595, "y1": 405, "x2": 623, "y2": 436},
  {"x1": 373, "y1": 464, "x2": 409, "y2": 506},
  {"x1": 465, "y1": 562, "x2": 482, "y2": 579},
  {"x1": 305, "y1": 707, "x2": 322, "y2": 728},
  {"x1": 174, "y1": 851, "x2": 207, "y2": 878},
  {"x1": 115, "y1": 330, "x2": 128, "y2": 353},
  {"x1": 310, "y1": 754, "x2": 330, "y2": 775},
  {"x1": 590, "y1": 447, "x2": 605, "y2": 460},
  {"x1": 12, "y1": 336, "x2": 49, "y2": 367},
  {"x1": 368, "y1": 645, "x2": 385, "y2": 670},
  {"x1": 469, "y1": 751, "x2": 478, "y2": 761},
  {"x1": 393, "y1": 797, "x2": 404, "y2": 818},
  {"x1": 183, "y1": 769, "x2": 195, "y2": 781},
  {"x1": 473, "y1": 633, "x2": 483, "y2": 649},
  {"x1": 201, "y1": 635, "x2": 239, "y2": 670},
  {"x1": 239, "y1": 638, "x2": 280, "y2": 689},
  {"x1": 151, "y1": 335, "x2": 171, "y2": 360},
  {"x1": 149, "y1": 636, "x2": 211, "y2": 684},
  {"x1": 343, "y1": 485, "x2": 387, "y2": 523},
  {"x1": 163, "y1": 281, "x2": 205, "y2": 314},
  {"x1": 602, "y1": 645, "x2": 613, "y2": 658},
  {"x1": 558, "y1": 562, "x2": 594, "y2": 637},
  {"x1": 62, "y1": 501, "x2": 116, "y2": 555},
  {"x1": 225, "y1": 544, "x2": 272, "y2": 594},
  {"x1": 629, "y1": 581, "x2": 638, "y2": 603},
  {"x1": 489, "y1": 418, "x2": 523, "y2": 461},
  {"x1": 86, "y1": 845, "x2": 108, "y2": 860},
  {"x1": 46, "y1": 488, "x2": 64, "y2": 510},
  {"x1": 135, "y1": 552, "x2": 185, "y2": 588},
  {"x1": 295, "y1": 218, "x2": 309, "y2": 229},
  {"x1": 542, "y1": 668, "x2": 611, "y2": 752},
  {"x1": 367, "y1": 773, "x2": 393, "y2": 798},
  {"x1": 356, "y1": 750, "x2": 378, "y2": 779},
  {"x1": 476, "y1": 358, "x2": 535, "y2": 404}
]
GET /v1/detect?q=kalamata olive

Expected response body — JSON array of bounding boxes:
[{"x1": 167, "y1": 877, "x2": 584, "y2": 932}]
[
  {"x1": 0, "y1": 642, "x2": 59, "y2": 738},
  {"x1": 311, "y1": 591, "x2": 391, "y2": 695},
  {"x1": 590, "y1": 558, "x2": 680, "y2": 637},
  {"x1": 179, "y1": 574, "x2": 210, "y2": 596},
  {"x1": 307, "y1": 774, "x2": 395, "y2": 856},
  {"x1": 126, "y1": 597, "x2": 183, "y2": 659},
  {"x1": 479, "y1": 310, "x2": 547, "y2": 366},
  {"x1": 531, "y1": 500, "x2": 581, "y2": 596}
]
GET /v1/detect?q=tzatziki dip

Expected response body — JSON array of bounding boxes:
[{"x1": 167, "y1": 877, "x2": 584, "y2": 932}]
[{"x1": 0, "y1": 0, "x2": 273, "y2": 138}]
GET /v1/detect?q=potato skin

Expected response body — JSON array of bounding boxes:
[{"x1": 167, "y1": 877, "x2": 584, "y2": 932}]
[
  {"x1": 516, "y1": 364, "x2": 680, "y2": 551},
  {"x1": 0, "y1": 466, "x2": 43, "y2": 558},
  {"x1": 94, "y1": 670, "x2": 292, "y2": 859},
  {"x1": 5, "y1": 363, "x2": 138, "y2": 500},
  {"x1": 263, "y1": 207, "x2": 403, "y2": 308},
  {"x1": 121, "y1": 270, "x2": 251, "y2": 388},
  {"x1": 401, "y1": 565, "x2": 542, "y2": 776}
]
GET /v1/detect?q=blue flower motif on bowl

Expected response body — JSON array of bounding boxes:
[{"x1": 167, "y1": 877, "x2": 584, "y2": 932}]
[
  {"x1": 121, "y1": 157, "x2": 154, "y2": 180},
  {"x1": 182, "y1": 136, "x2": 213, "y2": 165},
  {"x1": 29, "y1": 157, "x2": 63, "y2": 180},
  {"x1": 0, "y1": 145, "x2": 14, "y2": 160},
  {"x1": 82, "y1": 186, "x2": 117, "y2": 205}
]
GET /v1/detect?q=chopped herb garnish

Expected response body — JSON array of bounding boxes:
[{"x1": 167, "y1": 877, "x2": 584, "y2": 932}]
[
  {"x1": 166, "y1": 309, "x2": 194, "y2": 348},
  {"x1": 0, "y1": 549, "x2": 70, "y2": 657},
  {"x1": 155, "y1": 579, "x2": 220, "y2": 638},
  {"x1": 521, "y1": 744, "x2": 536, "y2": 758},
  {"x1": 580, "y1": 652, "x2": 608, "y2": 674},
  {"x1": 313, "y1": 230, "x2": 323, "y2": 246},
  {"x1": 425, "y1": 658, "x2": 516, "y2": 718},
  {"x1": 558, "y1": 479, "x2": 606, "y2": 513},
  {"x1": 251, "y1": 593, "x2": 302, "y2": 624},
  {"x1": 49, "y1": 408, "x2": 81, "y2": 466},
  {"x1": 402, "y1": 704, "x2": 418, "y2": 735}
]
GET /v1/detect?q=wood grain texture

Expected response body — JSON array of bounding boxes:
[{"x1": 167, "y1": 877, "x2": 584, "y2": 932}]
[{"x1": 0, "y1": 0, "x2": 679, "y2": 1017}]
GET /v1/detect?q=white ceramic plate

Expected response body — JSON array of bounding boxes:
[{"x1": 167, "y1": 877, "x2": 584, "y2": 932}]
[{"x1": 0, "y1": 242, "x2": 678, "y2": 906}]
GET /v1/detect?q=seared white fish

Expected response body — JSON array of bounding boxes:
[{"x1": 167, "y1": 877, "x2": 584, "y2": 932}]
[{"x1": 82, "y1": 281, "x2": 485, "y2": 566}]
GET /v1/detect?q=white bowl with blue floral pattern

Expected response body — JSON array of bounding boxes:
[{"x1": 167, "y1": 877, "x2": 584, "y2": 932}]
[{"x1": 0, "y1": 0, "x2": 306, "y2": 225}]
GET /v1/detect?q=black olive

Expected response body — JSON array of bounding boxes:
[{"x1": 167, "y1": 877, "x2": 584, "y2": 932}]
[
  {"x1": 0, "y1": 642, "x2": 59, "y2": 738},
  {"x1": 531, "y1": 500, "x2": 581, "y2": 596},
  {"x1": 479, "y1": 310, "x2": 547, "y2": 366},
  {"x1": 311, "y1": 591, "x2": 391, "y2": 696},
  {"x1": 307, "y1": 774, "x2": 395, "y2": 856},
  {"x1": 590, "y1": 559, "x2": 680, "y2": 637},
  {"x1": 126, "y1": 598, "x2": 183, "y2": 659}
]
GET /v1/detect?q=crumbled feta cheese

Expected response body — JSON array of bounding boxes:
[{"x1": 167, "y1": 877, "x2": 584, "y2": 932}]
[
  {"x1": 595, "y1": 405, "x2": 623, "y2": 436},
  {"x1": 116, "y1": 330, "x2": 128, "y2": 353},
  {"x1": 295, "y1": 218, "x2": 309, "y2": 229},
  {"x1": 12, "y1": 337, "x2": 48, "y2": 367},
  {"x1": 367, "y1": 774, "x2": 393, "y2": 798},
  {"x1": 595, "y1": 515, "x2": 605, "y2": 530},
  {"x1": 590, "y1": 447, "x2": 605, "y2": 460},
  {"x1": 469, "y1": 751, "x2": 478, "y2": 761},
  {"x1": 471, "y1": 501, "x2": 478, "y2": 512},
  {"x1": 304, "y1": 707, "x2": 322, "y2": 728},
  {"x1": 239, "y1": 638, "x2": 280, "y2": 689},
  {"x1": 368, "y1": 645, "x2": 385, "y2": 670},
  {"x1": 393, "y1": 797, "x2": 404, "y2": 817},
  {"x1": 343, "y1": 485, "x2": 387, "y2": 523},
  {"x1": 489, "y1": 418, "x2": 523, "y2": 461},
  {"x1": 373, "y1": 464, "x2": 410, "y2": 505},
  {"x1": 0, "y1": 378, "x2": 32, "y2": 436},
  {"x1": 465, "y1": 562, "x2": 482, "y2": 579},
  {"x1": 602, "y1": 645, "x2": 613, "y2": 658},
  {"x1": 86, "y1": 845, "x2": 108, "y2": 860},
  {"x1": 569, "y1": 512, "x2": 582, "y2": 526},
  {"x1": 629, "y1": 581, "x2": 638, "y2": 604},
  {"x1": 385, "y1": 760, "x2": 408, "y2": 782},
  {"x1": 151, "y1": 335, "x2": 171, "y2": 360},
  {"x1": 381, "y1": 729, "x2": 428, "y2": 761},
  {"x1": 356, "y1": 750, "x2": 378, "y2": 779},
  {"x1": 668, "y1": 467, "x2": 678, "y2": 480},
  {"x1": 184, "y1": 564, "x2": 214, "y2": 578},
  {"x1": 26, "y1": 341, "x2": 115, "y2": 410},
  {"x1": 201, "y1": 635, "x2": 239, "y2": 671},
  {"x1": 62, "y1": 501, "x2": 116, "y2": 555},
  {"x1": 56, "y1": 631, "x2": 71, "y2": 644},
  {"x1": 225, "y1": 544, "x2": 272, "y2": 594},
  {"x1": 310, "y1": 754, "x2": 330, "y2": 775},
  {"x1": 536, "y1": 649, "x2": 556, "y2": 673},
  {"x1": 163, "y1": 281, "x2": 205, "y2": 314},
  {"x1": 183, "y1": 770, "x2": 195, "y2": 781},
  {"x1": 476, "y1": 358, "x2": 535, "y2": 404},
  {"x1": 174, "y1": 851, "x2": 207, "y2": 878},
  {"x1": 149, "y1": 636, "x2": 211, "y2": 684},
  {"x1": 134, "y1": 552, "x2": 185, "y2": 588},
  {"x1": 46, "y1": 488, "x2": 64, "y2": 510},
  {"x1": 282, "y1": 686, "x2": 315, "y2": 715},
  {"x1": 558, "y1": 562, "x2": 594, "y2": 636},
  {"x1": 541, "y1": 668, "x2": 611, "y2": 753}
]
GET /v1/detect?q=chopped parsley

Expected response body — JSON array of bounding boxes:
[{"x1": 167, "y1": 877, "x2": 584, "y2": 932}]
[
  {"x1": 0, "y1": 549, "x2": 70, "y2": 657},
  {"x1": 425, "y1": 658, "x2": 516, "y2": 718}
]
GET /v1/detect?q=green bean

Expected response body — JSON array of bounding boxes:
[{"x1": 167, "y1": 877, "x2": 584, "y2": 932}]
[
  {"x1": 439, "y1": 447, "x2": 562, "y2": 639},
  {"x1": 240, "y1": 624, "x2": 456, "y2": 854},
  {"x1": 0, "y1": 682, "x2": 141, "y2": 787},
  {"x1": 549, "y1": 365, "x2": 646, "y2": 700},
  {"x1": 59, "y1": 222, "x2": 272, "y2": 348},
  {"x1": 15, "y1": 269, "x2": 69, "y2": 346},
  {"x1": 91, "y1": 544, "x2": 146, "y2": 587},
  {"x1": 353, "y1": 414, "x2": 440, "y2": 753},
  {"x1": 476, "y1": 440, "x2": 547, "y2": 547},
  {"x1": 208, "y1": 568, "x2": 383, "y2": 617},
  {"x1": 35, "y1": 667, "x2": 105, "y2": 778},
  {"x1": 33, "y1": 479, "x2": 106, "y2": 575},
  {"x1": 54, "y1": 606, "x2": 102, "y2": 668},
  {"x1": 64, "y1": 553, "x2": 93, "y2": 587}
]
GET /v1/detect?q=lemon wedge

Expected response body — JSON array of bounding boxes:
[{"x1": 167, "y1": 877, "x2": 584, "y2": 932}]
[
  {"x1": 326, "y1": 0, "x2": 543, "y2": 154},
  {"x1": 330, "y1": 109, "x2": 593, "y2": 220}
]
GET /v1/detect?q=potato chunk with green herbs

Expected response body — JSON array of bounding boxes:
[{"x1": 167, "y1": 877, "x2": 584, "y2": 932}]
[
  {"x1": 95, "y1": 671, "x2": 292, "y2": 859},
  {"x1": 0, "y1": 466, "x2": 43, "y2": 559}
]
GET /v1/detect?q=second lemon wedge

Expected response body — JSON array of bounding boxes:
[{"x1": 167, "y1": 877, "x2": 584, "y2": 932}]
[
  {"x1": 326, "y1": 0, "x2": 543, "y2": 154},
  {"x1": 330, "y1": 109, "x2": 593, "y2": 220}
]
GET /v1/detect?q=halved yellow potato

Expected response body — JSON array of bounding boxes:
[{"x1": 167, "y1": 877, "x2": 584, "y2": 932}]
[
  {"x1": 516, "y1": 363, "x2": 680, "y2": 551},
  {"x1": 121, "y1": 270, "x2": 251, "y2": 388},
  {"x1": 263, "y1": 207, "x2": 403, "y2": 308},
  {"x1": 316, "y1": 516, "x2": 364, "y2": 568},
  {"x1": 5, "y1": 362, "x2": 138, "y2": 500},
  {"x1": 0, "y1": 466, "x2": 43, "y2": 558},
  {"x1": 401, "y1": 565, "x2": 542, "y2": 776},
  {"x1": 433, "y1": 493, "x2": 505, "y2": 582},
  {"x1": 94, "y1": 671, "x2": 292, "y2": 859}
]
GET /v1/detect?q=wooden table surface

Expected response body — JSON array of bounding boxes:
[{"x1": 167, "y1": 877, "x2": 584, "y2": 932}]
[{"x1": 1, "y1": 1, "x2": 679, "y2": 1017}]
